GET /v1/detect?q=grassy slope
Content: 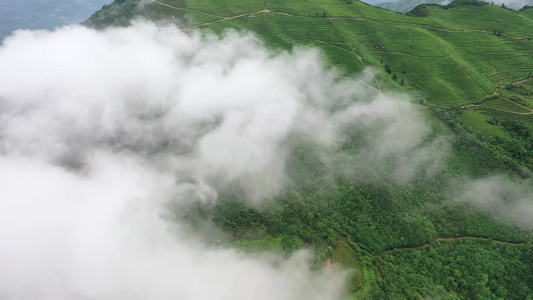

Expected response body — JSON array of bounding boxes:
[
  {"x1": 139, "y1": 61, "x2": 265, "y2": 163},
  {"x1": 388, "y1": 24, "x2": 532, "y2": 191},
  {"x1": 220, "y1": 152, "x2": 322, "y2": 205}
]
[
  {"x1": 85, "y1": 1, "x2": 533, "y2": 109},
  {"x1": 187, "y1": 0, "x2": 533, "y2": 110}
]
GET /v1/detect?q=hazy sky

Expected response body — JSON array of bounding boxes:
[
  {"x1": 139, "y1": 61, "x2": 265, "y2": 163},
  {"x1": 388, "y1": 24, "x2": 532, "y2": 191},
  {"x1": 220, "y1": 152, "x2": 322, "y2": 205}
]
[{"x1": 0, "y1": 0, "x2": 111, "y2": 39}]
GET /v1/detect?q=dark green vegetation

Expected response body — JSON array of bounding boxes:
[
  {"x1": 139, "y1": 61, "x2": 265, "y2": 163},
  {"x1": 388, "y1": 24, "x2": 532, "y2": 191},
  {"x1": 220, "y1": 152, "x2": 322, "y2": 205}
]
[
  {"x1": 377, "y1": 239, "x2": 533, "y2": 299},
  {"x1": 87, "y1": 0, "x2": 533, "y2": 298}
]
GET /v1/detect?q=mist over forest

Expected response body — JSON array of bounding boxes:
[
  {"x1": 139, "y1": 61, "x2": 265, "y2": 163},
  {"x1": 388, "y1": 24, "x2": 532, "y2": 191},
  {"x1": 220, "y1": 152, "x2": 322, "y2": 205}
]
[
  {"x1": 2, "y1": 0, "x2": 533, "y2": 298},
  {"x1": 0, "y1": 22, "x2": 415, "y2": 299}
]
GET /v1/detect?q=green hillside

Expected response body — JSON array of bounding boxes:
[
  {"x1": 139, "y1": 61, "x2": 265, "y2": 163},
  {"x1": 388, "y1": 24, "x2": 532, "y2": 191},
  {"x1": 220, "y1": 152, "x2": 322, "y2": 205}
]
[
  {"x1": 85, "y1": 0, "x2": 533, "y2": 298},
  {"x1": 86, "y1": 0, "x2": 533, "y2": 109}
]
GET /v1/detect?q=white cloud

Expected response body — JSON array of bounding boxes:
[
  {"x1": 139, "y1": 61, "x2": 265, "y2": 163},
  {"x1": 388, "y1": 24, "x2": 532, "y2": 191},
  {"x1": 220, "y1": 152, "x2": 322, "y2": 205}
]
[
  {"x1": 0, "y1": 153, "x2": 349, "y2": 300},
  {"x1": 452, "y1": 176, "x2": 533, "y2": 229},
  {"x1": 0, "y1": 21, "x2": 437, "y2": 299}
]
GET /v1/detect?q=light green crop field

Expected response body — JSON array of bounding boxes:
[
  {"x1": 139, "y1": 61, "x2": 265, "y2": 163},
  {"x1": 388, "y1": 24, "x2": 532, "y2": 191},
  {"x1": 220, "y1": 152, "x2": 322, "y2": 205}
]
[
  {"x1": 460, "y1": 107, "x2": 506, "y2": 135},
  {"x1": 481, "y1": 98, "x2": 531, "y2": 113},
  {"x1": 86, "y1": 0, "x2": 533, "y2": 112},
  {"x1": 161, "y1": 0, "x2": 185, "y2": 8},
  {"x1": 187, "y1": 0, "x2": 262, "y2": 17},
  {"x1": 333, "y1": 241, "x2": 364, "y2": 291},
  {"x1": 187, "y1": 11, "x2": 224, "y2": 24},
  {"x1": 425, "y1": 4, "x2": 533, "y2": 36},
  {"x1": 174, "y1": 0, "x2": 533, "y2": 111},
  {"x1": 499, "y1": 80, "x2": 533, "y2": 108},
  {"x1": 472, "y1": 106, "x2": 533, "y2": 124},
  {"x1": 233, "y1": 235, "x2": 283, "y2": 252}
]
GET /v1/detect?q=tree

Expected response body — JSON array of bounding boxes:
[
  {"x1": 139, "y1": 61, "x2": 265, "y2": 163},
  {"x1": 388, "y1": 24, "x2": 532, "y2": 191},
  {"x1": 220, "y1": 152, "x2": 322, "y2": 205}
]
[
  {"x1": 400, "y1": 78, "x2": 405, "y2": 86},
  {"x1": 392, "y1": 73, "x2": 397, "y2": 81},
  {"x1": 281, "y1": 235, "x2": 304, "y2": 251},
  {"x1": 385, "y1": 64, "x2": 391, "y2": 74}
]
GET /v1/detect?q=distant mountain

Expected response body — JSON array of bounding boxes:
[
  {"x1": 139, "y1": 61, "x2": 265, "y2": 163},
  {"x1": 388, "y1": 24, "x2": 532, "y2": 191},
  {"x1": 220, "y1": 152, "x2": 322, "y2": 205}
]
[
  {"x1": 361, "y1": 0, "x2": 400, "y2": 5},
  {"x1": 377, "y1": 0, "x2": 533, "y2": 13},
  {"x1": 0, "y1": 0, "x2": 111, "y2": 40},
  {"x1": 377, "y1": 0, "x2": 449, "y2": 13}
]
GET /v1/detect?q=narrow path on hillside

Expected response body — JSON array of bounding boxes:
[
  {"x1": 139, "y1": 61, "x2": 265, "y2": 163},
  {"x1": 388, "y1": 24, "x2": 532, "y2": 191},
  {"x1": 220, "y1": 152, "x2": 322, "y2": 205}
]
[
  {"x1": 151, "y1": 0, "x2": 223, "y2": 18},
  {"x1": 461, "y1": 77, "x2": 533, "y2": 115},
  {"x1": 446, "y1": 49, "x2": 456, "y2": 58},
  {"x1": 499, "y1": 96, "x2": 533, "y2": 112},
  {"x1": 493, "y1": 77, "x2": 533, "y2": 94},
  {"x1": 338, "y1": 75, "x2": 382, "y2": 93},
  {"x1": 463, "y1": 103, "x2": 533, "y2": 115},
  {"x1": 151, "y1": 1, "x2": 385, "y2": 92},
  {"x1": 375, "y1": 49, "x2": 418, "y2": 57},
  {"x1": 151, "y1": 0, "x2": 531, "y2": 40},
  {"x1": 152, "y1": 0, "x2": 530, "y2": 106},
  {"x1": 379, "y1": 236, "x2": 525, "y2": 260},
  {"x1": 310, "y1": 39, "x2": 382, "y2": 92},
  {"x1": 190, "y1": 13, "x2": 250, "y2": 27},
  {"x1": 325, "y1": 17, "x2": 382, "y2": 91}
]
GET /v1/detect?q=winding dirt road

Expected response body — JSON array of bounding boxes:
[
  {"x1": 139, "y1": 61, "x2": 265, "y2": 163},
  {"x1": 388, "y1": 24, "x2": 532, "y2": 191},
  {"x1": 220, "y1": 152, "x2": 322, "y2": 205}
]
[{"x1": 462, "y1": 77, "x2": 533, "y2": 115}]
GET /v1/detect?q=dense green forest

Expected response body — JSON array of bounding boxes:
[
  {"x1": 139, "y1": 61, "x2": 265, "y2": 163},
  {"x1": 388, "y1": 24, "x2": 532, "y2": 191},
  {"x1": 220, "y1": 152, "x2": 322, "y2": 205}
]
[{"x1": 86, "y1": 0, "x2": 533, "y2": 298}]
